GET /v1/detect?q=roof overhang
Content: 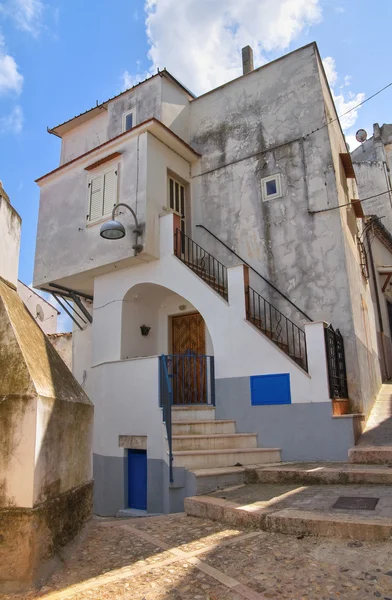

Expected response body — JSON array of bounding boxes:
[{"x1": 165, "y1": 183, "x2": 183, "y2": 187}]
[{"x1": 36, "y1": 118, "x2": 201, "y2": 185}]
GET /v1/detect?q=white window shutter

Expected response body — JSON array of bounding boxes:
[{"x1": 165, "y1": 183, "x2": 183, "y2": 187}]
[
  {"x1": 103, "y1": 169, "x2": 118, "y2": 216},
  {"x1": 88, "y1": 175, "x2": 104, "y2": 221}
]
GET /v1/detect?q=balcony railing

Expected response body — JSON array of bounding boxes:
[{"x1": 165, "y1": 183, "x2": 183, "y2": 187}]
[
  {"x1": 174, "y1": 229, "x2": 228, "y2": 300},
  {"x1": 246, "y1": 286, "x2": 308, "y2": 371}
]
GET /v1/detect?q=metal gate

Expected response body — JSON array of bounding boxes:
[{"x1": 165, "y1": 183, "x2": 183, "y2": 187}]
[{"x1": 324, "y1": 325, "x2": 348, "y2": 399}]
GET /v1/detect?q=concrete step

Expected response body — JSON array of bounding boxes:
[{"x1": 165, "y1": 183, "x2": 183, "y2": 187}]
[
  {"x1": 349, "y1": 446, "x2": 392, "y2": 465},
  {"x1": 173, "y1": 447, "x2": 281, "y2": 470},
  {"x1": 185, "y1": 483, "x2": 392, "y2": 541},
  {"x1": 192, "y1": 466, "x2": 247, "y2": 495},
  {"x1": 249, "y1": 462, "x2": 392, "y2": 486},
  {"x1": 172, "y1": 419, "x2": 236, "y2": 435},
  {"x1": 172, "y1": 405, "x2": 215, "y2": 422},
  {"x1": 172, "y1": 433, "x2": 257, "y2": 451}
]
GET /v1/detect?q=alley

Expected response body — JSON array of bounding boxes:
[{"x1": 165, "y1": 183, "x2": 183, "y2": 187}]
[{"x1": 2, "y1": 513, "x2": 392, "y2": 600}]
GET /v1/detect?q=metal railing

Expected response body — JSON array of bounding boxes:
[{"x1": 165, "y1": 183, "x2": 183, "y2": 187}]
[
  {"x1": 324, "y1": 325, "x2": 348, "y2": 399},
  {"x1": 196, "y1": 223, "x2": 312, "y2": 322},
  {"x1": 174, "y1": 229, "x2": 228, "y2": 300},
  {"x1": 159, "y1": 355, "x2": 174, "y2": 483},
  {"x1": 162, "y1": 353, "x2": 215, "y2": 406},
  {"x1": 247, "y1": 286, "x2": 308, "y2": 371}
]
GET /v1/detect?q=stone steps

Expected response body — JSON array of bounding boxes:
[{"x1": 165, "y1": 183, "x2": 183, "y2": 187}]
[
  {"x1": 172, "y1": 419, "x2": 236, "y2": 435},
  {"x1": 192, "y1": 466, "x2": 248, "y2": 495},
  {"x1": 173, "y1": 447, "x2": 281, "y2": 470},
  {"x1": 184, "y1": 493, "x2": 392, "y2": 541},
  {"x1": 349, "y1": 446, "x2": 392, "y2": 465},
  {"x1": 185, "y1": 482, "x2": 392, "y2": 541},
  {"x1": 248, "y1": 462, "x2": 392, "y2": 486},
  {"x1": 172, "y1": 405, "x2": 215, "y2": 422},
  {"x1": 172, "y1": 432, "x2": 257, "y2": 451}
]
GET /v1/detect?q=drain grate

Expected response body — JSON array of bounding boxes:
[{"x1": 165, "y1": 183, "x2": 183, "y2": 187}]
[{"x1": 333, "y1": 496, "x2": 379, "y2": 511}]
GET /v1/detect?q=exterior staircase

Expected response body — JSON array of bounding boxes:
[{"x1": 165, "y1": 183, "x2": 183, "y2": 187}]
[
  {"x1": 174, "y1": 228, "x2": 308, "y2": 371},
  {"x1": 171, "y1": 405, "x2": 281, "y2": 493},
  {"x1": 349, "y1": 382, "x2": 392, "y2": 464}
]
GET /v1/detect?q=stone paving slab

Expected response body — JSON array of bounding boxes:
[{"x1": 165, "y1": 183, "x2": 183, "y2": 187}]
[{"x1": 1, "y1": 514, "x2": 392, "y2": 599}]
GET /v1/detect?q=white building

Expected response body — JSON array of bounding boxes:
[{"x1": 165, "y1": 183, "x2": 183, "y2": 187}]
[{"x1": 34, "y1": 43, "x2": 381, "y2": 516}]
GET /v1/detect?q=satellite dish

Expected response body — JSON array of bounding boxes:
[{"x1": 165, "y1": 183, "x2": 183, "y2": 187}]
[
  {"x1": 36, "y1": 304, "x2": 45, "y2": 322},
  {"x1": 356, "y1": 129, "x2": 368, "y2": 143}
]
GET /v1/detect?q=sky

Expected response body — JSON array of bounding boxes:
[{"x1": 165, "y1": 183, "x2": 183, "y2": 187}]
[{"x1": 1, "y1": 0, "x2": 392, "y2": 331}]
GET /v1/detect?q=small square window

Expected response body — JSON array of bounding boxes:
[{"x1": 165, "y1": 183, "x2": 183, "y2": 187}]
[
  {"x1": 122, "y1": 109, "x2": 135, "y2": 132},
  {"x1": 261, "y1": 174, "x2": 282, "y2": 201}
]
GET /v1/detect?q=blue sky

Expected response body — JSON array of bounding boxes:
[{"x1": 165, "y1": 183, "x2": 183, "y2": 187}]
[{"x1": 1, "y1": 0, "x2": 391, "y2": 330}]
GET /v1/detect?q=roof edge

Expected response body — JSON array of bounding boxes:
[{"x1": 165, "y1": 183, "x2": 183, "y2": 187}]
[{"x1": 48, "y1": 69, "x2": 195, "y2": 138}]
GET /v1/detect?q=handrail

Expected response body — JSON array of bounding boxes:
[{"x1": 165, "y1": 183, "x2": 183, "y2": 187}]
[
  {"x1": 247, "y1": 285, "x2": 308, "y2": 371},
  {"x1": 196, "y1": 224, "x2": 312, "y2": 322},
  {"x1": 174, "y1": 228, "x2": 228, "y2": 300},
  {"x1": 159, "y1": 355, "x2": 174, "y2": 483}
]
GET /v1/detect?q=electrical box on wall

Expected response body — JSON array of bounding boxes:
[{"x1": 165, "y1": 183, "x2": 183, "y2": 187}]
[{"x1": 250, "y1": 373, "x2": 291, "y2": 405}]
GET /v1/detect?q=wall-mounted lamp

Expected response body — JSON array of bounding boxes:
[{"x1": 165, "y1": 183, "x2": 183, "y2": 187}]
[
  {"x1": 140, "y1": 325, "x2": 151, "y2": 336},
  {"x1": 100, "y1": 203, "x2": 143, "y2": 256}
]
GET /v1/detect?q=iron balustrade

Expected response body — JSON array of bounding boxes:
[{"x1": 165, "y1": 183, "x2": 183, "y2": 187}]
[
  {"x1": 159, "y1": 353, "x2": 216, "y2": 483},
  {"x1": 246, "y1": 286, "x2": 308, "y2": 371},
  {"x1": 324, "y1": 325, "x2": 348, "y2": 399},
  {"x1": 174, "y1": 229, "x2": 228, "y2": 300},
  {"x1": 159, "y1": 355, "x2": 174, "y2": 483}
]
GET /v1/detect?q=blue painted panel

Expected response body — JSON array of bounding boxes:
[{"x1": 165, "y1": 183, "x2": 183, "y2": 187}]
[
  {"x1": 250, "y1": 373, "x2": 291, "y2": 406},
  {"x1": 128, "y1": 450, "x2": 147, "y2": 510}
]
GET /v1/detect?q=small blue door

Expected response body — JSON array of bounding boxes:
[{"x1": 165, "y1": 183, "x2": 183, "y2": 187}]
[{"x1": 127, "y1": 450, "x2": 147, "y2": 510}]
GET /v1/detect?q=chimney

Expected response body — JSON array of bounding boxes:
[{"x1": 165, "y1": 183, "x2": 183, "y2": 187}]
[{"x1": 242, "y1": 46, "x2": 254, "y2": 75}]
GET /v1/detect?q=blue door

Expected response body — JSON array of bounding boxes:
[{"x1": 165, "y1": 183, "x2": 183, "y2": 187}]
[{"x1": 127, "y1": 450, "x2": 147, "y2": 510}]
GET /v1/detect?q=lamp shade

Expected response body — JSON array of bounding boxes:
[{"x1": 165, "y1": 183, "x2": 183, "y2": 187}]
[{"x1": 100, "y1": 220, "x2": 126, "y2": 240}]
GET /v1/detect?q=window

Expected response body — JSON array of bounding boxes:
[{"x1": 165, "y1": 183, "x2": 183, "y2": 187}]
[
  {"x1": 122, "y1": 109, "x2": 135, "y2": 132},
  {"x1": 261, "y1": 174, "x2": 282, "y2": 201},
  {"x1": 168, "y1": 175, "x2": 186, "y2": 233},
  {"x1": 87, "y1": 167, "x2": 118, "y2": 222}
]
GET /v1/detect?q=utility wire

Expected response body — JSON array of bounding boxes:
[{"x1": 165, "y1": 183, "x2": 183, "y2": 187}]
[
  {"x1": 310, "y1": 189, "x2": 392, "y2": 214},
  {"x1": 305, "y1": 81, "x2": 392, "y2": 139}
]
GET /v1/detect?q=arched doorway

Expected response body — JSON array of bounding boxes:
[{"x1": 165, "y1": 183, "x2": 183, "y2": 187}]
[{"x1": 121, "y1": 282, "x2": 214, "y2": 404}]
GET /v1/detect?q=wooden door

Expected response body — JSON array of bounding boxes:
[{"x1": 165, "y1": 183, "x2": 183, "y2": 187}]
[{"x1": 171, "y1": 313, "x2": 206, "y2": 404}]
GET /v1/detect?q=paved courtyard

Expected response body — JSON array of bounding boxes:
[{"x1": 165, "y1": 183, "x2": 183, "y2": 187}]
[{"x1": 1, "y1": 513, "x2": 392, "y2": 600}]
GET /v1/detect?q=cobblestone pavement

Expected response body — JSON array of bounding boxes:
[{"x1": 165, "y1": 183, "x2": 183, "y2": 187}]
[{"x1": 1, "y1": 514, "x2": 392, "y2": 600}]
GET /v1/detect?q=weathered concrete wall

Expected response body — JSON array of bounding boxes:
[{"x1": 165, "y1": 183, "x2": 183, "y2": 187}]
[
  {"x1": 48, "y1": 332, "x2": 72, "y2": 369},
  {"x1": 187, "y1": 43, "x2": 380, "y2": 411},
  {"x1": 316, "y1": 53, "x2": 381, "y2": 414},
  {"x1": 61, "y1": 111, "x2": 108, "y2": 165},
  {"x1": 0, "y1": 190, "x2": 21, "y2": 287},
  {"x1": 107, "y1": 76, "x2": 162, "y2": 139},
  {"x1": 0, "y1": 277, "x2": 93, "y2": 591},
  {"x1": 353, "y1": 161, "x2": 392, "y2": 233},
  {"x1": 17, "y1": 280, "x2": 58, "y2": 334},
  {"x1": 161, "y1": 76, "x2": 190, "y2": 142}
]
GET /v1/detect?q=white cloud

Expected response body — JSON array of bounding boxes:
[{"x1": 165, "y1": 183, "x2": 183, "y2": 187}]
[
  {"x1": 0, "y1": 0, "x2": 44, "y2": 37},
  {"x1": 0, "y1": 105, "x2": 23, "y2": 133},
  {"x1": 127, "y1": 0, "x2": 322, "y2": 95},
  {"x1": 0, "y1": 49, "x2": 24, "y2": 95},
  {"x1": 322, "y1": 56, "x2": 365, "y2": 131}
]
